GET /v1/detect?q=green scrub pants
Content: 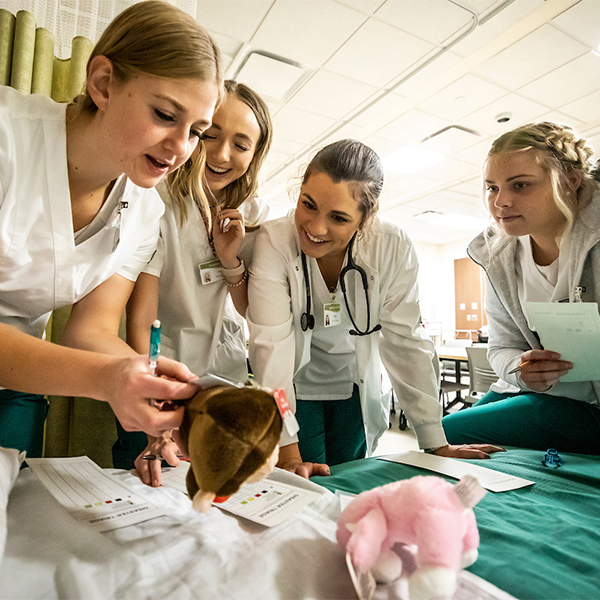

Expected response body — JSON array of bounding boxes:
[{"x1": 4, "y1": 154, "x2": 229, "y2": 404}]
[
  {"x1": 296, "y1": 384, "x2": 367, "y2": 466},
  {"x1": 443, "y1": 390, "x2": 600, "y2": 455},
  {"x1": 0, "y1": 390, "x2": 48, "y2": 457},
  {"x1": 112, "y1": 420, "x2": 148, "y2": 469}
]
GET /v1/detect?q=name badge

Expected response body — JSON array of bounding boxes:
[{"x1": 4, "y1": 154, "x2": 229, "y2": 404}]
[
  {"x1": 323, "y1": 302, "x2": 341, "y2": 327},
  {"x1": 198, "y1": 258, "x2": 223, "y2": 285}
]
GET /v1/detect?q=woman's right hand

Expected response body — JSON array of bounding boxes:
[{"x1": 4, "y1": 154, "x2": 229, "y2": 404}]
[
  {"x1": 517, "y1": 349, "x2": 573, "y2": 392},
  {"x1": 135, "y1": 430, "x2": 187, "y2": 487},
  {"x1": 277, "y1": 443, "x2": 330, "y2": 479},
  {"x1": 103, "y1": 355, "x2": 197, "y2": 437}
]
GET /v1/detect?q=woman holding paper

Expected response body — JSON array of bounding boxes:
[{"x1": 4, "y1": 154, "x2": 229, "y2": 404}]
[{"x1": 443, "y1": 122, "x2": 600, "y2": 454}]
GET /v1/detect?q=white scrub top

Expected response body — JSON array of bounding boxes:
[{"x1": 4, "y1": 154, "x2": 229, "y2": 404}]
[
  {"x1": 0, "y1": 86, "x2": 164, "y2": 339},
  {"x1": 144, "y1": 184, "x2": 268, "y2": 380}
]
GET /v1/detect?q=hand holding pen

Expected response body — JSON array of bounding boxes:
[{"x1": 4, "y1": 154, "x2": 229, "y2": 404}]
[{"x1": 509, "y1": 349, "x2": 573, "y2": 392}]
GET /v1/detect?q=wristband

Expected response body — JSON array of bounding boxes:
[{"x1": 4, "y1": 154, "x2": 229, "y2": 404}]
[
  {"x1": 221, "y1": 258, "x2": 245, "y2": 277},
  {"x1": 424, "y1": 445, "x2": 445, "y2": 454}
]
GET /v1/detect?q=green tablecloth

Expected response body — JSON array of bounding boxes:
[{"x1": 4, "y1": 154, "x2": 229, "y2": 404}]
[{"x1": 312, "y1": 448, "x2": 600, "y2": 600}]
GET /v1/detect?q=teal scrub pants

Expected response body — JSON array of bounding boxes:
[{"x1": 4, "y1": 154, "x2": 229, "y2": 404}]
[
  {"x1": 0, "y1": 390, "x2": 48, "y2": 457},
  {"x1": 296, "y1": 384, "x2": 367, "y2": 466},
  {"x1": 443, "y1": 390, "x2": 600, "y2": 455},
  {"x1": 112, "y1": 420, "x2": 148, "y2": 469}
]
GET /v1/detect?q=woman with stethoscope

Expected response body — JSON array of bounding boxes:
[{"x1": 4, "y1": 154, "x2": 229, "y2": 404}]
[{"x1": 248, "y1": 139, "x2": 502, "y2": 477}]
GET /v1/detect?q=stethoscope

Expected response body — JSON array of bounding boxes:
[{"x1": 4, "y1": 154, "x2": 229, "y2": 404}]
[{"x1": 300, "y1": 234, "x2": 382, "y2": 336}]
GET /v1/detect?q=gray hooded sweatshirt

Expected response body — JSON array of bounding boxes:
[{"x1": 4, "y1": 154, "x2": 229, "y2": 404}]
[{"x1": 467, "y1": 185, "x2": 600, "y2": 407}]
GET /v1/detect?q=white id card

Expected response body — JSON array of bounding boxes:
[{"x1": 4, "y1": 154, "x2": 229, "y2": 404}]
[
  {"x1": 198, "y1": 258, "x2": 223, "y2": 285},
  {"x1": 323, "y1": 302, "x2": 341, "y2": 327}
]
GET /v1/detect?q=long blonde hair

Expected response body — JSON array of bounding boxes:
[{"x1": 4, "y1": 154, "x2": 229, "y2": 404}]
[
  {"x1": 169, "y1": 80, "x2": 273, "y2": 231},
  {"x1": 484, "y1": 122, "x2": 596, "y2": 246}
]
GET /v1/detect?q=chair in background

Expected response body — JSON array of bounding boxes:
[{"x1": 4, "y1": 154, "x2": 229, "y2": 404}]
[{"x1": 464, "y1": 346, "x2": 499, "y2": 406}]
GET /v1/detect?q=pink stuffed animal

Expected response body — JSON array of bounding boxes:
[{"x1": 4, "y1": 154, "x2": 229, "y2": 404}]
[{"x1": 336, "y1": 475, "x2": 486, "y2": 600}]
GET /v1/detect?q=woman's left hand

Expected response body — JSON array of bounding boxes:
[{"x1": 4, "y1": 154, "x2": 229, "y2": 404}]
[
  {"x1": 433, "y1": 443, "x2": 505, "y2": 459},
  {"x1": 212, "y1": 207, "x2": 245, "y2": 268}
]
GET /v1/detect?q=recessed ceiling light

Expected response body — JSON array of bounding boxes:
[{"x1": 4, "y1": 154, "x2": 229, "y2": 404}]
[{"x1": 382, "y1": 146, "x2": 445, "y2": 176}]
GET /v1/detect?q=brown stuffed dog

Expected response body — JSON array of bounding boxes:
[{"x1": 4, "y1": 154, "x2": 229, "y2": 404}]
[{"x1": 178, "y1": 384, "x2": 283, "y2": 513}]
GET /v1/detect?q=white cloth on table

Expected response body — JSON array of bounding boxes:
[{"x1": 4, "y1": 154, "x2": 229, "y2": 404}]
[{"x1": 0, "y1": 447, "x2": 24, "y2": 565}]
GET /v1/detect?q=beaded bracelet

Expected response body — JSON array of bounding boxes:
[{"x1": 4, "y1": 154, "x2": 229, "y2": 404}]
[{"x1": 223, "y1": 269, "x2": 248, "y2": 288}]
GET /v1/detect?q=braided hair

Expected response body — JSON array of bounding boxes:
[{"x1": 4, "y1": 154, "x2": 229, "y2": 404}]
[{"x1": 485, "y1": 122, "x2": 596, "y2": 237}]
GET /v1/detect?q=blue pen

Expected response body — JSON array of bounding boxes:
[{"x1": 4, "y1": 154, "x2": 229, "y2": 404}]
[{"x1": 149, "y1": 319, "x2": 161, "y2": 377}]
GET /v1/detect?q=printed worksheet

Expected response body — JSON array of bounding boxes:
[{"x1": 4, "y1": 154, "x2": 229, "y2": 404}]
[
  {"x1": 380, "y1": 451, "x2": 534, "y2": 492},
  {"x1": 26, "y1": 456, "x2": 166, "y2": 532},
  {"x1": 524, "y1": 301, "x2": 600, "y2": 382},
  {"x1": 161, "y1": 462, "x2": 322, "y2": 527},
  {"x1": 216, "y1": 478, "x2": 322, "y2": 527}
]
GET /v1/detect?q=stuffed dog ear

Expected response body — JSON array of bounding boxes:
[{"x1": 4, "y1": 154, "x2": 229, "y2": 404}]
[{"x1": 192, "y1": 490, "x2": 216, "y2": 514}]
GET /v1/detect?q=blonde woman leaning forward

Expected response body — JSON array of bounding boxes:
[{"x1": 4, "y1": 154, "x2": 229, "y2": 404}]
[
  {"x1": 443, "y1": 122, "x2": 600, "y2": 454},
  {"x1": 0, "y1": 1, "x2": 223, "y2": 456},
  {"x1": 248, "y1": 140, "x2": 502, "y2": 478},
  {"x1": 122, "y1": 81, "x2": 273, "y2": 482}
]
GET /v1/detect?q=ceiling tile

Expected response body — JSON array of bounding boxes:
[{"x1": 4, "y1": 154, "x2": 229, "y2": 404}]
[
  {"x1": 473, "y1": 24, "x2": 588, "y2": 90},
  {"x1": 376, "y1": 109, "x2": 451, "y2": 146},
  {"x1": 536, "y1": 110, "x2": 582, "y2": 127},
  {"x1": 335, "y1": 0, "x2": 386, "y2": 15},
  {"x1": 287, "y1": 70, "x2": 378, "y2": 120},
  {"x1": 519, "y1": 52, "x2": 600, "y2": 108},
  {"x1": 458, "y1": 92, "x2": 549, "y2": 136},
  {"x1": 452, "y1": 138, "x2": 492, "y2": 167},
  {"x1": 421, "y1": 126, "x2": 484, "y2": 155},
  {"x1": 272, "y1": 106, "x2": 337, "y2": 145},
  {"x1": 351, "y1": 92, "x2": 405, "y2": 128},
  {"x1": 451, "y1": 0, "x2": 546, "y2": 58},
  {"x1": 271, "y1": 137, "x2": 305, "y2": 155},
  {"x1": 375, "y1": 0, "x2": 474, "y2": 46},
  {"x1": 424, "y1": 157, "x2": 480, "y2": 182},
  {"x1": 196, "y1": 0, "x2": 273, "y2": 41},
  {"x1": 394, "y1": 51, "x2": 462, "y2": 98},
  {"x1": 250, "y1": 0, "x2": 365, "y2": 66},
  {"x1": 385, "y1": 174, "x2": 439, "y2": 196},
  {"x1": 560, "y1": 89, "x2": 600, "y2": 124},
  {"x1": 552, "y1": 0, "x2": 600, "y2": 49},
  {"x1": 208, "y1": 31, "x2": 244, "y2": 70},
  {"x1": 418, "y1": 74, "x2": 509, "y2": 122},
  {"x1": 325, "y1": 18, "x2": 433, "y2": 88}
]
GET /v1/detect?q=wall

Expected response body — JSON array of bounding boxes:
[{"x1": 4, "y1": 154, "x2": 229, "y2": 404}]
[{"x1": 413, "y1": 237, "x2": 472, "y2": 343}]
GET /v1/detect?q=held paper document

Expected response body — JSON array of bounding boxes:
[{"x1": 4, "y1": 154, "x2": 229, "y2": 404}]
[{"x1": 524, "y1": 301, "x2": 600, "y2": 382}]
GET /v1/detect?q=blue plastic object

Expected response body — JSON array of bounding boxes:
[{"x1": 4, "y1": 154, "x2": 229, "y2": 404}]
[{"x1": 542, "y1": 448, "x2": 562, "y2": 468}]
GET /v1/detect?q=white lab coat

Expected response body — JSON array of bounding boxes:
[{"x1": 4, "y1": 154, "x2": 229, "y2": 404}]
[
  {"x1": 144, "y1": 185, "x2": 268, "y2": 380},
  {"x1": 248, "y1": 214, "x2": 446, "y2": 453},
  {"x1": 0, "y1": 86, "x2": 164, "y2": 339}
]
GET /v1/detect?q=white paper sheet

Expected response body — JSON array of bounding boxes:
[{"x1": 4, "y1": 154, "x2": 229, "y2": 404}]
[
  {"x1": 161, "y1": 462, "x2": 323, "y2": 527},
  {"x1": 379, "y1": 451, "x2": 534, "y2": 492},
  {"x1": 524, "y1": 301, "x2": 600, "y2": 382},
  {"x1": 26, "y1": 456, "x2": 166, "y2": 532}
]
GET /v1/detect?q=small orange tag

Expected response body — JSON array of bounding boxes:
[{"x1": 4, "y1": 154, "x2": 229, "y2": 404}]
[{"x1": 273, "y1": 389, "x2": 299, "y2": 436}]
